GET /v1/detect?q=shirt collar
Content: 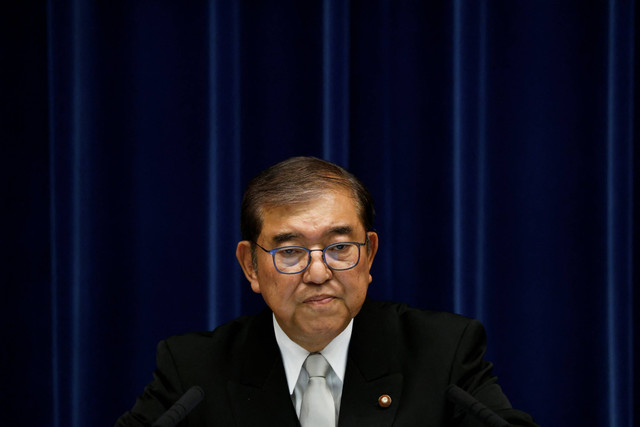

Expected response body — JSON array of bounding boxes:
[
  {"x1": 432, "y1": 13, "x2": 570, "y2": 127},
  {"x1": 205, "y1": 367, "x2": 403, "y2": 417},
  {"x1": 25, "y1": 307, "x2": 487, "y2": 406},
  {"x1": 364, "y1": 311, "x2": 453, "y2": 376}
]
[{"x1": 273, "y1": 314, "x2": 353, "y2": 394}]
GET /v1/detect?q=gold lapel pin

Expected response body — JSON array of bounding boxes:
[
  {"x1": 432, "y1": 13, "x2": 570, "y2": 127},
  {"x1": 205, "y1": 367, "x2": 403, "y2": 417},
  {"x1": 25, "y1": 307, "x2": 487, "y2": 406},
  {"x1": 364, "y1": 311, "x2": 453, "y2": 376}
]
[{"x1": 378, "y1": 394, "x2": 392, "y2": 408}]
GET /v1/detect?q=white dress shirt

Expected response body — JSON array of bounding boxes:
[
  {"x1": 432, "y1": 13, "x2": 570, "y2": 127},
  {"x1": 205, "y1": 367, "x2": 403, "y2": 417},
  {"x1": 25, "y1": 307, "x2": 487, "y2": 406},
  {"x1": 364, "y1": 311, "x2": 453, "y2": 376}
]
[{"x1": 273, "y1": 314, "x2": 353, "y2": 422}]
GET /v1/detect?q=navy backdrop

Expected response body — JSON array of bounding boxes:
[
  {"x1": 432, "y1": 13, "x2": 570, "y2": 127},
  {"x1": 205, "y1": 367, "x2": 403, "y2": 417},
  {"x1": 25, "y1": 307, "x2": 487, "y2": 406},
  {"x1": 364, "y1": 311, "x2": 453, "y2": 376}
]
[{"x1": 3, "y1": 1, "x2": 638, "y2": 426}]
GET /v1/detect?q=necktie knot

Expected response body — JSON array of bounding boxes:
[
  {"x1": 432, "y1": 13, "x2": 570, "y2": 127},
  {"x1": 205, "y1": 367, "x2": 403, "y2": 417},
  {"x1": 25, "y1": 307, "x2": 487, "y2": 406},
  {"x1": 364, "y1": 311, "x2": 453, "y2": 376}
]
[{"x1": 304, "y1": 353, "x2": 330, "y2": 378}]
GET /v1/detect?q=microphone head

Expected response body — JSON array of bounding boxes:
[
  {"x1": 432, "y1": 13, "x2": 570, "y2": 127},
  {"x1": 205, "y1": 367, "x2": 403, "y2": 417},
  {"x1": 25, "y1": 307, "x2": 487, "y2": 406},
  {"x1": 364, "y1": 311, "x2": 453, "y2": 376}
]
[
  {"x1": 445, "y1": 384, "x2": 511, "y2": 427},
  {"x1": 152, "y1": 386, "x2": 205, "y2": 427}
]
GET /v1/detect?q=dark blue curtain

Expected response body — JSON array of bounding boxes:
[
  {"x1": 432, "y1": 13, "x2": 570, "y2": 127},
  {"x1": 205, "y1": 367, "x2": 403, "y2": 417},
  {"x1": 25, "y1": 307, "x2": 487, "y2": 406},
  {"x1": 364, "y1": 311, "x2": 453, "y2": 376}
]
[{"x1": 3, "y1": 1, "x2": 637, "y2": 426}]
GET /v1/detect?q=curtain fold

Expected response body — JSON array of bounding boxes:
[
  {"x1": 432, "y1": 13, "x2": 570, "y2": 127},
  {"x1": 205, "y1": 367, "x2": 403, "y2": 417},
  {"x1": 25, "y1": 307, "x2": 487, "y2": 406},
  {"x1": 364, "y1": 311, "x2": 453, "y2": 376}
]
[
  {"x1": 3, "y1": 1, "x2": 636, "y2": 426},
  {"x1": 605, "y1": 1, "x2": 634, "y2": 424},
  {"x1": 452, "y1": 0, "x2": 487, "y2": 319},
  {"x1": 322, "y1": 0, "x2": 350, "y2": 165},
  {"x1": 207, "y1": 0, "x2": 244, "y2": 330}
]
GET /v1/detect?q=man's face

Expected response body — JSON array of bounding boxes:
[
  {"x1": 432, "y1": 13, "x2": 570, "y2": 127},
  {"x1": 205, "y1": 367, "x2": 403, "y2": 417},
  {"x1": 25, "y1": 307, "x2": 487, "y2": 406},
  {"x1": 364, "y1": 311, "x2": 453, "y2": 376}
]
[{"x1": 236, "y1": 188, "x2": 378, "y2": 352}]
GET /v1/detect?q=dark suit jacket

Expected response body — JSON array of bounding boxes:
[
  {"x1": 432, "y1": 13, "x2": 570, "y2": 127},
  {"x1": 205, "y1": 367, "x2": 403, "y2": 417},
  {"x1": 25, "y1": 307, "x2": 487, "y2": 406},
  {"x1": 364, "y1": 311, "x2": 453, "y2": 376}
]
[{"x1": 116, "y1": 300, "x2": 537, "y2": 426}]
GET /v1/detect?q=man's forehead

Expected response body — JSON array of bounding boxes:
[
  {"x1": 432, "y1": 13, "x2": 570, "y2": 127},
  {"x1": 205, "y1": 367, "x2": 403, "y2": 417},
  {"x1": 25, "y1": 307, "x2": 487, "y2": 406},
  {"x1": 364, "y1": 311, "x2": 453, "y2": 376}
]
[
  {"x1": 261, "y1": 218, "x2": 362, "y2": 240},
  {"x1": 258, "y1": 190, "x2": 364, "y2": 241}
]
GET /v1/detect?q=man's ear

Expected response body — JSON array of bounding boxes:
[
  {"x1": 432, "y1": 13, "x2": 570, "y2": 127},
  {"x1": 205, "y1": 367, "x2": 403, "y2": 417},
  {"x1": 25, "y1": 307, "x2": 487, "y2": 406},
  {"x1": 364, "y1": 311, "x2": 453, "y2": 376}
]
[
  {"x1": 236, "y1": 241, "x2": 262, "y2": 294},
  {"x1": 364, "y1": 232, "x2": 379, "y2": 283},
  {"x1": 365, "y1": 231, "x2": 379, "y2": 267}
]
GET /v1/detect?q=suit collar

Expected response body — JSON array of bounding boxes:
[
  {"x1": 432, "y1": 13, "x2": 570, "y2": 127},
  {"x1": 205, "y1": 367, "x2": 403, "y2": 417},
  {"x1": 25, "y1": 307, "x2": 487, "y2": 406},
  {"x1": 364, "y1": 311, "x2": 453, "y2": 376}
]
[
  {"x1": 349, "y1": 299, "x2": 402, "y2": 380},
  {"x1": 227, "y1": 307, "x2": 300, "y2": 425},
  {"x1": 237, "y1": 307, "x2": 282, "y2": 387},
  {"x1": 338, "y1": 299, "x2": 404, "y2": 426}
]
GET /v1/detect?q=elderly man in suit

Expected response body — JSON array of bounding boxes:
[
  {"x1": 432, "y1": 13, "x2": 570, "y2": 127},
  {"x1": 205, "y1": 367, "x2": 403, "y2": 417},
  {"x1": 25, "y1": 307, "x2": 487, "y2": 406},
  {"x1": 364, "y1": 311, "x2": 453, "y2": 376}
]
[{"x1": 116, "y1": 156, "x2": 537, "y2": 426}]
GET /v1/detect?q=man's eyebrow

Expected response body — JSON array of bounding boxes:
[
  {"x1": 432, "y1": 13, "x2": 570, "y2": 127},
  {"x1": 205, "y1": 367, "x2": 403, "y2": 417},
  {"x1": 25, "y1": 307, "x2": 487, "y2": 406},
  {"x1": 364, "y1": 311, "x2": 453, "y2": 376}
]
[
  {"x1": 272, "y1": 232, "x2": 301, "y2": 244},
  {"x1": 326, "y1": 225, "x2": 353, "y2": 236}
]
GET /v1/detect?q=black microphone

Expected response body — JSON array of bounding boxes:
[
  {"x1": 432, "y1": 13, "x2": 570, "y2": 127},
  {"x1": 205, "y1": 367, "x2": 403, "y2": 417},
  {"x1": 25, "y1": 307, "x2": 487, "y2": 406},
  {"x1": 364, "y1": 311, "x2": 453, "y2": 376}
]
[
  {"x1": 446, "y1": 384, "x2": 511, "y2": 427},
  {"x1": 152, "y1": 386, "x2": 205, "y2": 427}
]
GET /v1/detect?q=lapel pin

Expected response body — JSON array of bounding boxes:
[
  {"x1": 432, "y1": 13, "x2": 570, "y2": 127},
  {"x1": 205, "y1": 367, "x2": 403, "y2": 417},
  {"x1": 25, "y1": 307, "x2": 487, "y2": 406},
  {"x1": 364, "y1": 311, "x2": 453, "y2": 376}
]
[{"x1": 378, "y1": 394, "x2": 392, "y2": 408}]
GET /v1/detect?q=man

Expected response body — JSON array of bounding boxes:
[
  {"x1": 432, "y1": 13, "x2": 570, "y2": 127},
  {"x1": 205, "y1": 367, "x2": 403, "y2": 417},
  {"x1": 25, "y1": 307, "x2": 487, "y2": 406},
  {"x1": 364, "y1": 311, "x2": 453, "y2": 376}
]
[{"x1": 116, "y1": 156, "x2": 537, "y2": 426}]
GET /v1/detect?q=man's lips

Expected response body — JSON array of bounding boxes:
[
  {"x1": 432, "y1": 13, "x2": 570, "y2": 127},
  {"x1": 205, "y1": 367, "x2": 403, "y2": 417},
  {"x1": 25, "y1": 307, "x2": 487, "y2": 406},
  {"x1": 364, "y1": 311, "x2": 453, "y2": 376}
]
[{"x1": 303, "y1": 295, "x2": 336, "y2": 304}]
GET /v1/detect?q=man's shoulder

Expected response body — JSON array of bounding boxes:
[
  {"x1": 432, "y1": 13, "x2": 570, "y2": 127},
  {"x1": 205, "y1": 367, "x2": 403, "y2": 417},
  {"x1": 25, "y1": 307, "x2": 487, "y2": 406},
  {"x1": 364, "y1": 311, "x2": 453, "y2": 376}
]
[
  {"x1": 162, "y1": 309, "x2": 271, "y2": 362},
  {"x1": 358, "y1": 299, "x2": 482, "y2": 347},
  {"x1": 362, "y1": 299, "x2": 474, "y2": 328}
]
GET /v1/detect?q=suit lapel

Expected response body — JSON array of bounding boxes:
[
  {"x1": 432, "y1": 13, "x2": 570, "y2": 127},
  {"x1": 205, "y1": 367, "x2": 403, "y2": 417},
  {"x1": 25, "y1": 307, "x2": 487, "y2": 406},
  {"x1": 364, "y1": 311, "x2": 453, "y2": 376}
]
[
  {"x1": 338, "y1": 300, "x2": 403, "y2": 427},
  {"x1": 226, "y1": 308, "x2": 300, "y2": 426}
]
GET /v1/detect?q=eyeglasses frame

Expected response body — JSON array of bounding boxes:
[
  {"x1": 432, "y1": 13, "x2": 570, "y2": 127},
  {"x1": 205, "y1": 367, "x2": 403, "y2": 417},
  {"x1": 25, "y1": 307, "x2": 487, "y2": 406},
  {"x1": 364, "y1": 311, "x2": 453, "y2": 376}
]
[{"x1": 254, "y1": 236, "x2": 369, "y2": 275}]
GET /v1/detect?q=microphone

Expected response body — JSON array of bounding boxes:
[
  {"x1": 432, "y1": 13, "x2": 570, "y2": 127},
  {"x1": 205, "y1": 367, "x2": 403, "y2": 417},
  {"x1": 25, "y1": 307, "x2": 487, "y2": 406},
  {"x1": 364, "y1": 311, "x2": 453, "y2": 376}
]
[
  {"x1": 152, "y1": 386, "x2": 205, "y2": 427},
  {"x1": 445, "y1": 384, "x2": 511, "y2": 427}
]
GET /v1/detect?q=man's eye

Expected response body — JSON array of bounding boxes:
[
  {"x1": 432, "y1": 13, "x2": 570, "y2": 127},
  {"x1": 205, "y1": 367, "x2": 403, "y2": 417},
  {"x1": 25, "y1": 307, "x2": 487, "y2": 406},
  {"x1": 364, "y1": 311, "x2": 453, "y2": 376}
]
[
  {"x1": 280, "y1": 248, "x2": 304, "y2": 256},
  {"x1": 328, "y1": 243, "x2": 350, "y2": 252}
]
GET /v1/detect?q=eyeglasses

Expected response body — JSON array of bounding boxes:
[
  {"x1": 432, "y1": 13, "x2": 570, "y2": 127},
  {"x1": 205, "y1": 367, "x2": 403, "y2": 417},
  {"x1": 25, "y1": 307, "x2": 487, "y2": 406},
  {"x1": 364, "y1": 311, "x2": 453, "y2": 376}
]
[{"x1": 254, "y1": 239, "x2": 368, "y2": 274}]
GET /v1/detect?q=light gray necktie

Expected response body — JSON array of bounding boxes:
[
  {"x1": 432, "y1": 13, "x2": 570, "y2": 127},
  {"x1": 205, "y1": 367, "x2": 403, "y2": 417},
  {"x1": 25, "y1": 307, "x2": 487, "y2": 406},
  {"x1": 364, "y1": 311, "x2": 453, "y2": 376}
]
[{"x1": 300, "y1": 353, "x2": 335, "y2": 427}]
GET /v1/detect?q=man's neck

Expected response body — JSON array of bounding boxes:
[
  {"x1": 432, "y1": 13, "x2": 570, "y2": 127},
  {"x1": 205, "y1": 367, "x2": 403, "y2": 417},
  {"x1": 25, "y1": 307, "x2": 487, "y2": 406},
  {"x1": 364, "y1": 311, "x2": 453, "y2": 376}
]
[
  {"x1": 274, "y1": 318, "x2": 352, "y2": 353},
  {"x1": 273, "y1": 314, "x2": 353, "y2": 396}
]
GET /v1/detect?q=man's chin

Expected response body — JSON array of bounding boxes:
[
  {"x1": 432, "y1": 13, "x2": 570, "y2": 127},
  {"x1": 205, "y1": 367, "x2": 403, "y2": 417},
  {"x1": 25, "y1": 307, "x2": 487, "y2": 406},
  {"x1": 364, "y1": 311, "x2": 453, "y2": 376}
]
[
  {"x1": 302, "y1": 316, "x2": 349, "y2": 338},
  {"x1": 300, "y1": 297, "x2": 347, "y2": 320}
]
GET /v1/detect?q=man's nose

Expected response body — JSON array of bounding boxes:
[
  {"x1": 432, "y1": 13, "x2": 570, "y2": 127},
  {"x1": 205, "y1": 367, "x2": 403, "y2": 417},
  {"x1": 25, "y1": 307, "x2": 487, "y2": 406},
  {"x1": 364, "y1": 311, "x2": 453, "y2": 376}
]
[{"x1": 303, "y1": 251, "x2": 331, "y2": 284}]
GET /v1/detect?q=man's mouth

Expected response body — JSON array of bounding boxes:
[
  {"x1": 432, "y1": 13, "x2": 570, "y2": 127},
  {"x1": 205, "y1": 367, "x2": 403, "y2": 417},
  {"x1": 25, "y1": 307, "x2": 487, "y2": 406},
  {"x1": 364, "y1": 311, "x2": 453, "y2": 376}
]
[{"x1": 304, "y1": 295, "x2": 336, "y2": 305}]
